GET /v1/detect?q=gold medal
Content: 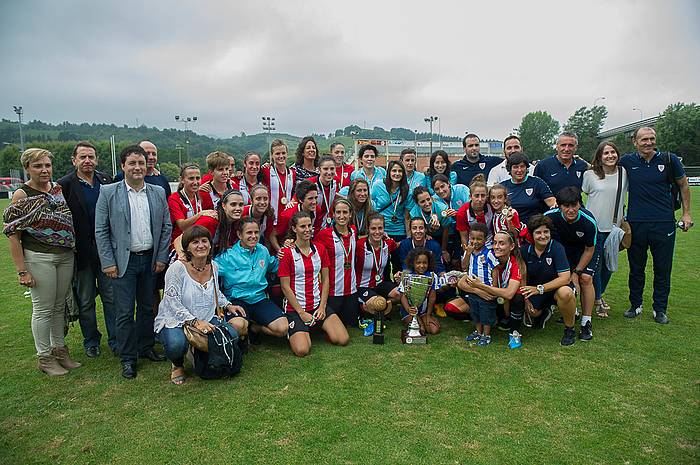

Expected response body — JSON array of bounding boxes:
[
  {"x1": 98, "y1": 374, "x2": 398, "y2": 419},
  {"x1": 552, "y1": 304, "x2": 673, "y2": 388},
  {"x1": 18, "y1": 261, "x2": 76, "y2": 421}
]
[{"x1": 280, "y1": 197, "x2": 288, "y2": 205}]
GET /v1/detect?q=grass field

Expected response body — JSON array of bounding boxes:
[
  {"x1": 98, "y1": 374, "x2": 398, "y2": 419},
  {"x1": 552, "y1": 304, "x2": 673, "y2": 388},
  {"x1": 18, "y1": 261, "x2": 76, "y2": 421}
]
[{"x1": 0, "y1": 194, "x2": 698, "y2": 465}]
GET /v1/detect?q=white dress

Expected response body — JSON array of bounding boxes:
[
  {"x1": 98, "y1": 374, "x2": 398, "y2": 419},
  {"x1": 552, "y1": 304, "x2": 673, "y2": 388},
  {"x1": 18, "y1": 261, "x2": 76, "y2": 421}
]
[{"x1": 153, "y1": 260, "x2": 231, "y2": 332}]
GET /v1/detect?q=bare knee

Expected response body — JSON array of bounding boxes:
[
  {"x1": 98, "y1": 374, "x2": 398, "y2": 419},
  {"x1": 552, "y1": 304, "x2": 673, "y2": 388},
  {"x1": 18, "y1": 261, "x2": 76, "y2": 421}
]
[{"x1": 269, "y1": 318, "x2": 288, "y2": 338}]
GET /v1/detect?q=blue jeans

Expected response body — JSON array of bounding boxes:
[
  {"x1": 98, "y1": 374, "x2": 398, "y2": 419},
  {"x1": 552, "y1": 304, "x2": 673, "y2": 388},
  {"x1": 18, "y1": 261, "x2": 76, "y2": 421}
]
[
  {"x1": 111, "y1": 251, "x2": 156, "y2": 363},
  {"x1": 158, "y1": 316, "x2": 222, "y2": 367},
  {"x1": 74, "y1": 259, "x2": 117, "y2": 351},
  {"x1": 593, "y1": 231, "x2": 613, "y2": 301}
]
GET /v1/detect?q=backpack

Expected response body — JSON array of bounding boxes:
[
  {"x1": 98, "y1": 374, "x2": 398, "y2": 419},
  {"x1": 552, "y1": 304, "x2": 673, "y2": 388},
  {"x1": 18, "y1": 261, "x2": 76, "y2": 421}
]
[{"x1": 193, "y1": 322, "x2": 243, "y2": 380}]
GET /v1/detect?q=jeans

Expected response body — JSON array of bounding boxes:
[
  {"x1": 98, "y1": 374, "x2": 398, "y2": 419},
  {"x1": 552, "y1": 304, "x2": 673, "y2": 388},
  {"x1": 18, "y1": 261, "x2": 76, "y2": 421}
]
[
  {"x1": 111, "y1": 251, "x2": 156, "y2": 363},
  {"x1": 593, "y1": 231, "x2": 613, "y2": 301},
  {"x1": 627, "y1": 221, "x2": 675, "y2": 314},
  {"x1": 74, "y1": 259, "x2": 117, "y2": 351},
  {"x1": 24, "y1": 249, "x2": 75, "y2": 356},
  {"x1": 157, "y1": 316, "x2": 221, "y2": 367}
]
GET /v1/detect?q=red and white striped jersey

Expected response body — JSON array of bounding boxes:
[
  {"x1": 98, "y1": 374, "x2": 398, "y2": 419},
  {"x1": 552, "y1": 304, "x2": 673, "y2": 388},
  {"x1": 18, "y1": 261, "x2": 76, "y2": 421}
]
[
  {"x1": 355, "y1": 237, "x2": 397, "y2": 288},
  {"x1": 200, "y1": 181, "x2": 233, "y2": 212},
  {"x1": 335, "y1": 163, "x2": 354, "y2": 189},
  {"x1": 307, "y1": 176, "x2": 339, "y2": 231},
  {"x1": 274, "y1": 204, "x2": 323, "y2": 241},
  {"x1": 231, "y1": 176, "x2": 259, "y2": 205},
  {"x1": 456, "y1": 202, "x2": 495, "y2": 244},
  {"x1": 261, "y1": 165, "x2": 296, "y2": 224},
  {"x1": 278, "y1": 244, "x2": 330, "y2": 313},
  {"x1": 314, "y1": 227, "x2": 357, "y2": 296}
]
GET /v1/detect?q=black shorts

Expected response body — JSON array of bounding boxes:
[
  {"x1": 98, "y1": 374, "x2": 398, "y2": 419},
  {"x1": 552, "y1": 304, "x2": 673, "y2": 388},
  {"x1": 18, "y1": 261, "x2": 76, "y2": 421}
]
[
  {"x1": 564, "y1": 246, "x2": 600, "y2": 276},
  {"x1": 228, "y1": 298, "x2": 285, "y2": 327},
  {"x1": 328, "y1": 293, "x2": 359, "y2": 327},
  {"x1": 286, "y1": 306, "x2": 338, "y2": 337},
  {"x1": 357, "y1": 282, "x2": 398, "y2": 305},
  {"x1": 529, "y1": 283, "x2": 575, "y2": 311}
]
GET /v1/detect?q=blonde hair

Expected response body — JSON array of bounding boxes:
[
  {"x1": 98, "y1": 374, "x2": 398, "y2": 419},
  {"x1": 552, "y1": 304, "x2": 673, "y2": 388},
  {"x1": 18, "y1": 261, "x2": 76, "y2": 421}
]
[{"x1": 21, "y1": 148, "x2": 53, "y2": 169}]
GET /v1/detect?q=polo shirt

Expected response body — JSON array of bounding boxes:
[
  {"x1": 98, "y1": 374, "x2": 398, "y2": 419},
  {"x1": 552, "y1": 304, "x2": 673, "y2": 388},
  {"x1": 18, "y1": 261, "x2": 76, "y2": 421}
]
[
  {"x1": 451, "y1": 154, "x2": 502, "y2": 186},
  {"x1": 533, "y1": 155, "x2": 587, "y2": 196},
  {"x1": 520, "y1": 240, "x2": 570, "y2": 285},
  {"x1": 78, "y1": 176, "x2": 101, "y2": 226},
  {"x1": 618, "y1": 151, "x2": 685, "y2": 223},
  {"x1": 544, "y1": 208, "x2": 597, "y2": 255},
  {"x1": 501, "y1": 175, "x2": 553, "y2": 225},
  {"x1": 397, "y1": 238, "x2": 445, "y2": 274}
]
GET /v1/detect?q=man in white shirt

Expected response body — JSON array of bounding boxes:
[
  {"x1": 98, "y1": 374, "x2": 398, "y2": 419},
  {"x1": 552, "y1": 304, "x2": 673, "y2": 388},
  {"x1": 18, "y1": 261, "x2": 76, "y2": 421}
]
[
  {"x1": 487, "y1": 135, "x2": 535, "y2": 186},
  {"x1": 95, "y1": 145, "x2": 172, "y2": 379}
]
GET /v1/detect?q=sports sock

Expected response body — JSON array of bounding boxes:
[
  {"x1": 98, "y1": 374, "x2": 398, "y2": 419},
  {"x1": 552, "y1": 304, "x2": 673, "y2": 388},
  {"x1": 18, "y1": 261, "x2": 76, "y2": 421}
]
[{"x1": 581, "y1": 315, "x2": 592, "y2": 327}]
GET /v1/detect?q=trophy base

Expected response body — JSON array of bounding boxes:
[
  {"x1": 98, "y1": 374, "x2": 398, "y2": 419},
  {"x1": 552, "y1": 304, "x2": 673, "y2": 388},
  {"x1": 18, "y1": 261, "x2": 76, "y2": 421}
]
[
  {"x1": 401, "y1": 330, "x2": 427, "y2": 344},
  {"x1": 372, "y1": 333, "x2": 385, "y2": 345}
]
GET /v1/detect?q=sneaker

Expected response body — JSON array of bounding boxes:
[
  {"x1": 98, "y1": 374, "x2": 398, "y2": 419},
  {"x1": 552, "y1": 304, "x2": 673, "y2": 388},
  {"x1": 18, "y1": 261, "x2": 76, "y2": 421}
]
[
  {"x1": 536, "y1": 307, "x2": 552, "y2": 329},
  {"x1": 653, "y1": 311, "x2": 669, "y2": 324},
  {"x1": 560, "y1": 327, "x2": 576, "y2": 346},
  {"x1": 624, "y1": 305, "x2": 643, "y2": 318},
  {"x1": 496, "y1": 317, "x2": 511, "y2": 332},
  {"x1": 477, "y1": 335, "x2": 492, "y2": 346},
  {"x1": 465, "y1": 330, "x2": 481, "y2": 342},
  {"x1": 579, "y1": 321, "x2": 593, "y2": 341},
  {"x1": 523, "y1": 311, "x2": 533, "y2": 328},
  {"x1": 363, "y1": 321, "x2": 375, "y2": 337},
  {"x1": 508, "y1": 331, "x2": 522, "y2": 349}
]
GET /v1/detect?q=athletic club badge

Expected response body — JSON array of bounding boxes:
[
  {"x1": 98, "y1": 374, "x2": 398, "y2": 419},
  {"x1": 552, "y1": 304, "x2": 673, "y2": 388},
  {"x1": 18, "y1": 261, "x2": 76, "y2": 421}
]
[
  {"x1": 259, "y1": 259, "x2": 266, "y2": 268},
  {"x1": 658, "y1": 165, "x2": 665, "y2": 172},
  {"x1": 576, "y1": 172, "x2": 581, "y2": 178},
  {"x1": 546, "y1": 257, "x2": 552, "y2": 265},
  {"x1": 576, "y1": 231, "x2": 584, "y2": 237},
  {"x1": 479, "y1": 163, "x2": 485, "y2": 169},
  {"x1": 525, "y1": 188, "x2": 533, "y2": 196}
]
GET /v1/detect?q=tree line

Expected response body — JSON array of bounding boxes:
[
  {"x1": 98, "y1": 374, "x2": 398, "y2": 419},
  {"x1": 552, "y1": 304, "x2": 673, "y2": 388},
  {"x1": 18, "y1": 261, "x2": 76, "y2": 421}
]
[{"x1": 1, "y1": 102, "x2": 697, "y2": 181}]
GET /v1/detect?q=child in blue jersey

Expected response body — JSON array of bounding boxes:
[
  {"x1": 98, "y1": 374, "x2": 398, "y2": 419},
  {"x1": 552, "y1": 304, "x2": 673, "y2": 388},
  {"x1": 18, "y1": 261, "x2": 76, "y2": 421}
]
[
  {"x1": 397, "y1": 247, "x2": 442, "y2": 335},
  {"x1": 459, "y1": 223, "x2": 499, "y2": 346}
]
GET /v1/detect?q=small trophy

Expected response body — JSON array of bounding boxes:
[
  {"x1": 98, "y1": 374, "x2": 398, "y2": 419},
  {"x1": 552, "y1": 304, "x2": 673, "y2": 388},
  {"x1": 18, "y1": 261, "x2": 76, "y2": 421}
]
[{"x1": 400, "y1": 272, "x2": 434, "y2": 345}]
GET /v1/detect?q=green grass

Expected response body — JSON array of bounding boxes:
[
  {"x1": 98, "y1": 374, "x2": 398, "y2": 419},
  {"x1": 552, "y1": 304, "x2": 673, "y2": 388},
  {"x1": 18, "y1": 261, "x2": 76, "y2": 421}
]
[{"x1": 0, "y1": 194, "x2": 699, "y2": 465}]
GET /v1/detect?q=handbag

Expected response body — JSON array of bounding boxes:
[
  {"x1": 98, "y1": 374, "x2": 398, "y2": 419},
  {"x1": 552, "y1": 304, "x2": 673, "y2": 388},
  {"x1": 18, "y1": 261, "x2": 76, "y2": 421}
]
[
  {"x1": 612, "y1": 167, "x2": 632, "y2": 250},
  {"x1": 183, "y1": 266, "x2": 226, "y2": 353}
]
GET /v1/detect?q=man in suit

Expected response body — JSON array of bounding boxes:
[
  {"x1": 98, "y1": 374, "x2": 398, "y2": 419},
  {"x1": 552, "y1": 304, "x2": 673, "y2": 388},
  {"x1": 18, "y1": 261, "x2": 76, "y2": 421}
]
[
  {"x1": 95, "y1": 145, "x2": 172, "y2": 379},
  {"x1": 58, "y1": 141, "x2": 115, "y2": 358}
]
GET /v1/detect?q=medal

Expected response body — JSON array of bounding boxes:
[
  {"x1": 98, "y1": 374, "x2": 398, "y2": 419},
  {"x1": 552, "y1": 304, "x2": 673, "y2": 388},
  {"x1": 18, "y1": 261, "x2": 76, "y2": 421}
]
[
  {"x1": 391, "y1": 215, "x2": 397, "y2": 222},
  {"x1": 280, "y1": 197, "x2": 287, "y2": 205},
  {"x1": 326, "y1": 217, "x2": 333, "y2": 225},
  {"x1": 344, "y1": 262, "x2": 351, "y2": 270},
  {"x1": 441, "y1": 210, "x2": 448, "y2": 218}
]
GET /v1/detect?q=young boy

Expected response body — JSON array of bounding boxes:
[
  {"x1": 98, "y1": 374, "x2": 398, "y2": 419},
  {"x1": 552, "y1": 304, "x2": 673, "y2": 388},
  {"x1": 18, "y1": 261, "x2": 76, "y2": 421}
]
[{"x1": 459, "y1": 223, "x2": 499, "y2": 346}]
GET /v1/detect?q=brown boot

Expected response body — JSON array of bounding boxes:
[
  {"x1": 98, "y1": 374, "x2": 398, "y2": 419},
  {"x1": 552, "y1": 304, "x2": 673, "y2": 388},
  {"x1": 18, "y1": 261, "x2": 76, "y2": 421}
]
[
  {"x1": 52, "y1": 346, "x2": 82, "y2": 370},
  {"x1": 37, "y1": 355, "x2": 69, "y2": 376}
]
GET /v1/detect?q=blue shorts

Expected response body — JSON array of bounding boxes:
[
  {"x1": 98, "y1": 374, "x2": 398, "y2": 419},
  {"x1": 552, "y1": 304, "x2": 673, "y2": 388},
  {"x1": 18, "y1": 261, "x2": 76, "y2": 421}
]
[
  {"x1": 227, "y1": 298, "x2": 285, "y2": 327},
  {"x1": 468, "y1": 294, "x2": 497, "y2": 326}
]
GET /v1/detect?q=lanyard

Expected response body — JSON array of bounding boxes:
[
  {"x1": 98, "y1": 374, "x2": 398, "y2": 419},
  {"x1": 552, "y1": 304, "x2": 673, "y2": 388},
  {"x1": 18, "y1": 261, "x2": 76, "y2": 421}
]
[
  {"x1": 179, "y1": 190, "x2": 201, "y2": 218},
  {"x1": 370, "y1": 240, "x2": 383, "y2": 275},
  {"x1": 334, "y1": 228, "x2": 352, "y2": 265},
  {"x1": 271, "y1": 165, "x2": 291, "y2": 202},
  {"x1": 391, "y1": 189, "x2": 401, "y2": 217},
  {"x1": 356, "y1": 211, "x2": 365, "y2": 233},
  {"x1": 319, "y1": 181, "x2": 336, "y2": 216}
]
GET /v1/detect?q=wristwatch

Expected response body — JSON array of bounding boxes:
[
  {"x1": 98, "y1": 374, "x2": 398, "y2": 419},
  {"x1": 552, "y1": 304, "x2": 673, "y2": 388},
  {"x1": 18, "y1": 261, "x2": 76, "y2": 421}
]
[
  {"x1": 536, "y1": 284, "x2": 545, "y2": 295},
  {"x1": 574, "y1": 269, "x2": 583, "y2": 276}
]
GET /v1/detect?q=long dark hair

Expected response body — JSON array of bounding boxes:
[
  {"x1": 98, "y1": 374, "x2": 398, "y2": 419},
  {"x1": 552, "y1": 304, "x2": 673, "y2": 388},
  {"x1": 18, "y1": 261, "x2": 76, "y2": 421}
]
[
  {"x1": 384, "y1": 160, "x2": 408, "y2": 204},
  {"x1": 286, "y1": 211, "x2": 312, "y2": 241},
  {"x1": 294, "y1": 136, "x2": 319, "y2": 167},
  {"x1": 428, "y1": 150, "x2": 451, "y2": 178},
  {"x1": 591, "y1": 140, "x2": 620, "y2": 180},
  {"x1": 214, "y1": 189, "x2": 243, "y2": 255},
  {"x1": 349, "y1": 178, "x2": 373, "y2": 236}
]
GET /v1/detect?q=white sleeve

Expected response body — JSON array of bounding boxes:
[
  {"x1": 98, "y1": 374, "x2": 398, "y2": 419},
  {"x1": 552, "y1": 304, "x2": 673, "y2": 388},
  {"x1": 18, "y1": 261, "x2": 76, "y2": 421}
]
[{"x1": 154, "y1": 261, "x2": 196, "y2": 331}]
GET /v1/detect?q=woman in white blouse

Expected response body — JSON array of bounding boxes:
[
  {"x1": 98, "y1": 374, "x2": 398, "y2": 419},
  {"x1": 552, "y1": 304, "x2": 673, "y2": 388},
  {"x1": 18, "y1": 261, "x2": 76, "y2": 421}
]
[
  {"x1": 154, "y1": 225, "x2": 247, "y2": 385},
  {"x1": 582, "y1": 141, "x2": 628, "y2": 317}
]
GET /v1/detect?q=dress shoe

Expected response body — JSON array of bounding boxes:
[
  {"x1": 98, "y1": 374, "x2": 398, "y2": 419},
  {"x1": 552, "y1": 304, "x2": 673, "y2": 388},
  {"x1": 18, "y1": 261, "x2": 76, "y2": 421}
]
[
  {"x1": 85, "y1": 346, "x2": 101, "y2": 358},
  {"x1": 140, "y1": 349, "x2": 166, "y2": 362},
  {"x1": 121, "y1": 362, "x2": 137, "y2": 379}
]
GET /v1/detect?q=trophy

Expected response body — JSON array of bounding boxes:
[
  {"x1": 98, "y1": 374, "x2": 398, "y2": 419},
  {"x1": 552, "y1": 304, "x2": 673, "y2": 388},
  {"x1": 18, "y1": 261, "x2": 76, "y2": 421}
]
[{"x1": 400, "y1": 272, "x2": 434, "y2": 344}]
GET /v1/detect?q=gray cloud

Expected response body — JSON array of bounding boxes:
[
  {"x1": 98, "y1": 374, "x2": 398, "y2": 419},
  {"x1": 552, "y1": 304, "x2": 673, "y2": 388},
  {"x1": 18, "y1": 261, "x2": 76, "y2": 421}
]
[{"x1": 1, "y1": 0, "x2": 698, "y2": 140}]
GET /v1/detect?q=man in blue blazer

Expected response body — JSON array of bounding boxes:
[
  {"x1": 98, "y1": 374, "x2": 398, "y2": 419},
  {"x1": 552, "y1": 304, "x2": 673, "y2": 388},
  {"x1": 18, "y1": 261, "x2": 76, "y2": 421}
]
[{"x1": 95, "y1": 145, "x2": 172, "y2": 379}]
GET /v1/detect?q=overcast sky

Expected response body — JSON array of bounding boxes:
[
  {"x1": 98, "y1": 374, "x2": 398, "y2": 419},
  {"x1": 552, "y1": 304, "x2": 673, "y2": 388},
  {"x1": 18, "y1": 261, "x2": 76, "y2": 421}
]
[{"x1": 1, "y1": 0, "x2": 699, "y2": 140}]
